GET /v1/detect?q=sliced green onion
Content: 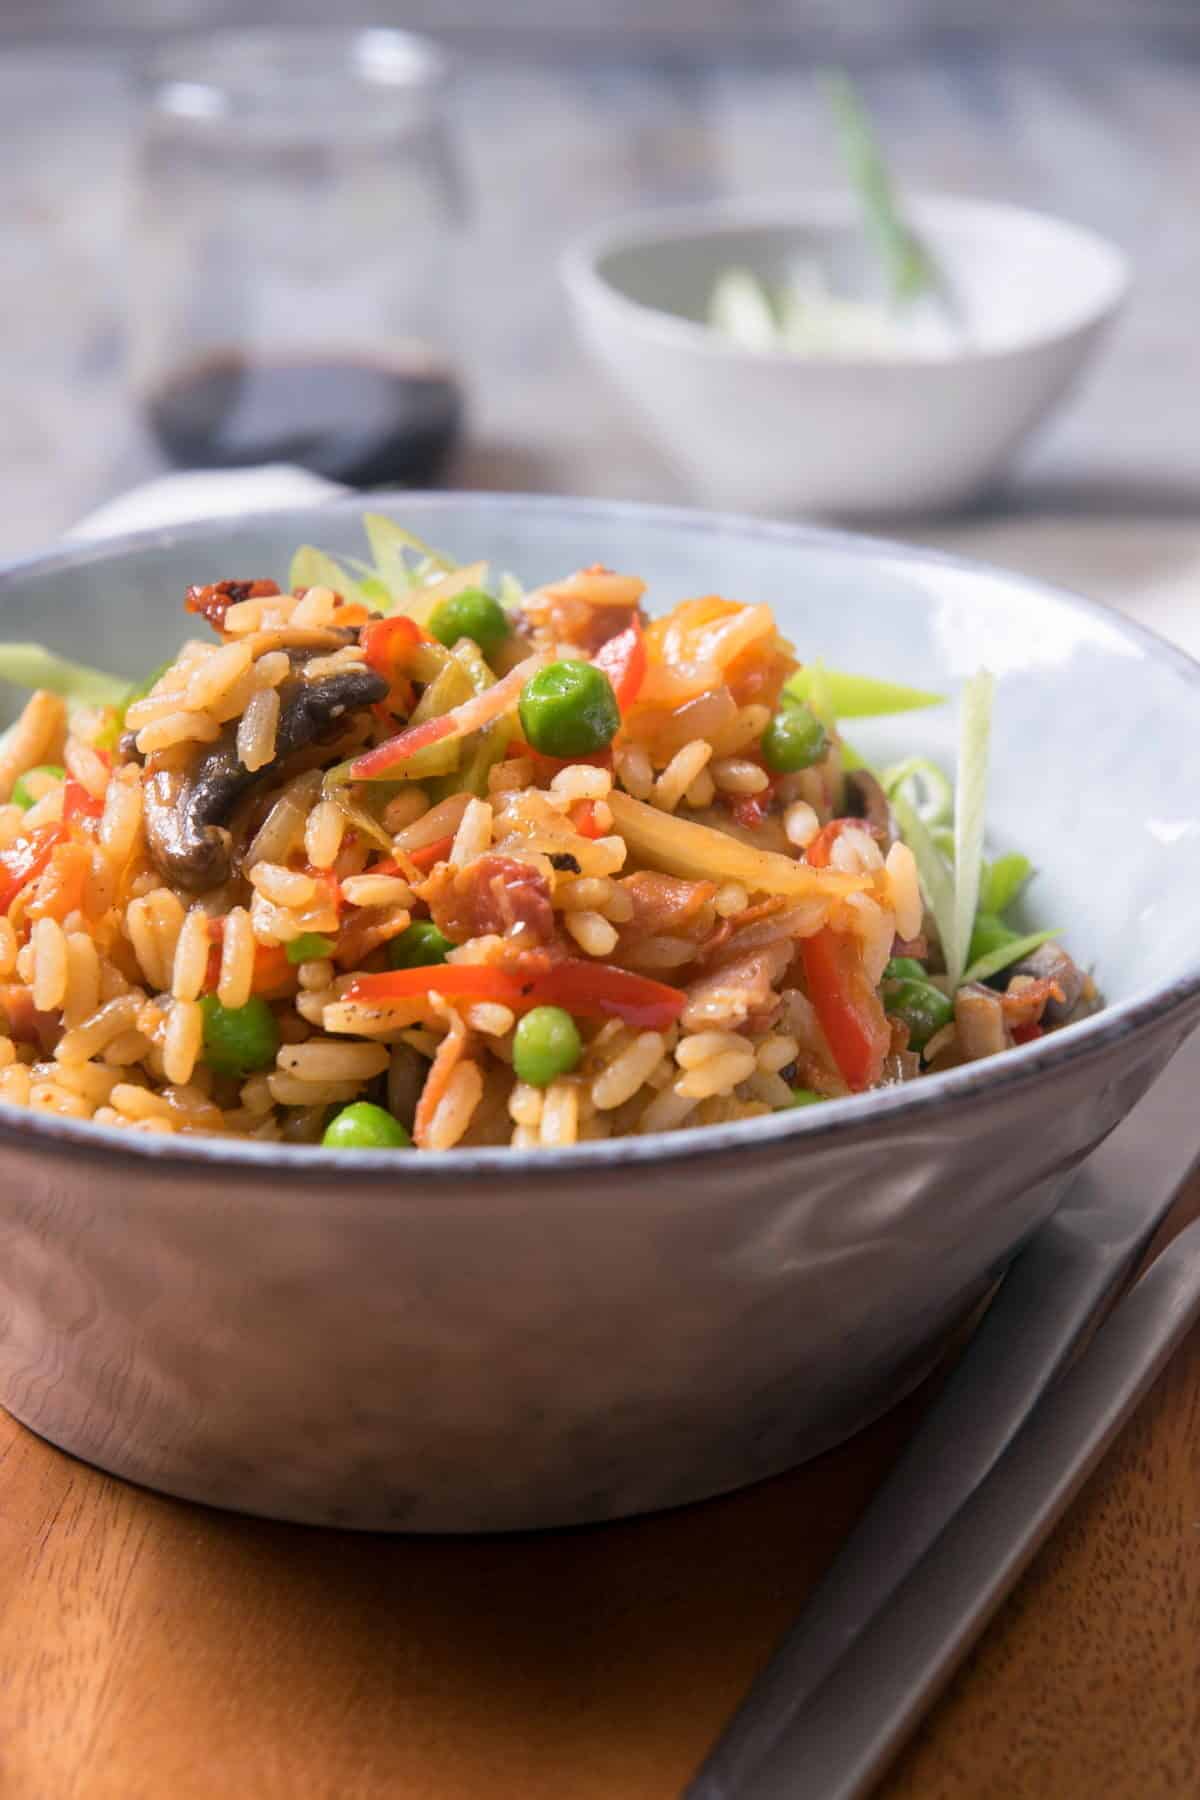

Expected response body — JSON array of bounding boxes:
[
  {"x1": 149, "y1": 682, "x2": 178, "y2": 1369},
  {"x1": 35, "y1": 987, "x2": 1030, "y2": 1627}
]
[
  {"x1": 825, "y1": 72, "x2": 941, "y2": 306},
  {"x1": 11, "y1": 764, "x2": 64, "y2": 810},
  {"x1": 881, "y1": 755, "x2": 953, "y2": 827},
  {"x1": 363, "y1": 513, "x2": 456, "y2": 603},
  {"x1": 785, "y1": 666, "x2": 943, "y2": 720},
  {"x1": 498, "y1": 571, "x2": 526, "y2": 611},
  {"x1": 948, "y1": 669, "x2": 995, "y2": 991},
  {"x1": 288, "y1": 544, "x2": 368, "y2": 606},
  {"x1": 979, "y1": 852, "x2": 1034, "y2": 917},
  {"x1": 961, "y1": 927, "x2": 1063, "y2": 989},
  {"x1": 800, "y1": 657, "x2": 835, "y2": 728},
  {"x1": 0, "y1": 644, "x2": 126, "y2": 708},
  {"x1": 708, "y1": 268, "x2": 780, "y2": 350}
]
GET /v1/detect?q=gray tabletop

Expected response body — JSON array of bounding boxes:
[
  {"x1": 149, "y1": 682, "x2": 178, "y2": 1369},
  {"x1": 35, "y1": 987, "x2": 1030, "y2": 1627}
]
[{"x1": 4, "y1": 27, "x2": 1200, "y2": 558}]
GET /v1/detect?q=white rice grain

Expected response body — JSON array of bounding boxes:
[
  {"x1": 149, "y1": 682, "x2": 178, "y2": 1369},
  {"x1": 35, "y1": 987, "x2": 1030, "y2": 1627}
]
[
  {"x1": 653, "y1": 741, "x2": 712, "y2": 814},
  {"x1": 237, "y1": 686, "x2": 281, "y2": 773},
  {"x1": 592, "y1": 1031, "x2": 665, "y2": 1112},
  {"x1": 885, "y1": 841, "x2": 922, "y2": 942},
  {"x1": 784, "y1": 801, "x2": 820, "y2": 849},
  {"x1": 564, "y1": 911, "x2": 619, "y2": 957}
]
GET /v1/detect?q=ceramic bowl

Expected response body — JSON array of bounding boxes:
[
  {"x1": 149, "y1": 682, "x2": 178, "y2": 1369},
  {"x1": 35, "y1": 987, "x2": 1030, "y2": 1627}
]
[
  {"x1": 0, "y1": 493, "x2": 1196, "y2": 1532},
  {"x1": 562, "y1": 195, "x2": 1129, "y2": 518}
]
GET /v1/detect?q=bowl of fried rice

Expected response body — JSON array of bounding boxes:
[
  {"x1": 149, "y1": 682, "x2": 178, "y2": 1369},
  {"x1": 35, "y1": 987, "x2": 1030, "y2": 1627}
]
[{"x1": 0, "y1": 493, "x2": 1195, "y2": 1530}]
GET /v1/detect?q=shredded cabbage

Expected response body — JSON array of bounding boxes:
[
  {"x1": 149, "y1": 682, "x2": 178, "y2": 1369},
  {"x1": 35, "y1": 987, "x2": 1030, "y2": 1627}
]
[
  {"x1": 607, "y1": 791, "x2": 866, "y2": 901},
  {"x1": 962, "y1": 926, "x2": 1061, "y2": 989}
]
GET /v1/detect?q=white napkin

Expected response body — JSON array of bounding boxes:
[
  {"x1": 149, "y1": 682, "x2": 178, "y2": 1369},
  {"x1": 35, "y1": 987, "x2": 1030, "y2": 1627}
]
[{"x1": 68, "y1": 466, "x2": 348, "y2": 543}]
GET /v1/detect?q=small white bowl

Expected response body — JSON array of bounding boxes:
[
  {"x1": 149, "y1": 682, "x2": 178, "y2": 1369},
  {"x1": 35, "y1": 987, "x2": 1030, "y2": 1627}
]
[{"x1": 562, "y1": 194, "x2": 1129, "y2": 519}]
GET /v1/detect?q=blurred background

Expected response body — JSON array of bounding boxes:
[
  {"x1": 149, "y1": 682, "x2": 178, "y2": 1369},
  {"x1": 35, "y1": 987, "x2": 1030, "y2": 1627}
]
[{"x1": 3, "y1": 0, "x2": 1199, "y2": 567}]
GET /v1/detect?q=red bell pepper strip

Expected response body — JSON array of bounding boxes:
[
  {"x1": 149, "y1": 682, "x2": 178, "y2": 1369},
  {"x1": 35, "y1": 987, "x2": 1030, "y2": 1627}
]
[
  {"x1": 530, "y1": 960, "x2": 684, "y2": 1030},
  {"x1": 63, "y1": 779, "x2": 105, "y2": 827},
  {"x1": 801, "y1": 812, "x2": 889, "y2": 1088},
  {"x1": 407, "y1": 834, "x2": 456, "y2": 872},
  {"x1": 0, "y1": 824, "x2": 66, "y2": 914},
  {"x1": 361, "y1": 615, "x2": 428, "y2": 682},
  {"x1": 591, "y1": 619, "x2": 646, "y2": 711},
  {"x1": 800, "y1": 928, "x2": 889, "y2": 1092},
  {"x1": 570, "y1": 800, "x2": 606, "y2": 839},
  {"x1": 343, "y1": 957, "x2": 685, "y2": 1032},
  {"x1": 803, "y1": 817, "x2": 868, "y2": 869},
  {"x1": 203, "y1": 920, "x2": 298, "y2": 996}
]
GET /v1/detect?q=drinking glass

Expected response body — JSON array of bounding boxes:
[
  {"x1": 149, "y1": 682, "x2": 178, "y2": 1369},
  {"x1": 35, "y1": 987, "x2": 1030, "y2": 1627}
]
[{"x1": 131, "y1": 27, "x2": 465, "y2": 487}]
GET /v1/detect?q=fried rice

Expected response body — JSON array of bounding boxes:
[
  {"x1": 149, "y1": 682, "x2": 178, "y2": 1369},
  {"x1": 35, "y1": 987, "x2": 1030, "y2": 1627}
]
[{"x1": 0, "y1": 535, "x2": 1093, "y2": 1150}]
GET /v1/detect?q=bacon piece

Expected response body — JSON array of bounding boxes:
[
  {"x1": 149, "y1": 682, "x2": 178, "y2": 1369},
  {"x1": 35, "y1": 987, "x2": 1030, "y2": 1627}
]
[
  {"x1": 423, "y1": 854, "x2": 555, "y2": 946},
  {"x1": 619, "y1": 872, "x2": 717, "y2": 939},
  {"x1": 681, "y1": 941, "x2": 792, "y2": 1033},
  {"x1": 520, "y1": 566, "x2": 647, "y2": 656},
  {"x1": 185, "y1": 578, "x2": 280, "y2": 631},
  {"x1": 24, "y1": 842, "x2": 92, "y2": 924},
  {"x1": 0, "y1": 985, "x2": 59, "y2": 1054},
  {"x1": 999, "y1": 974, "x2": 1065, "y2": 1032}
]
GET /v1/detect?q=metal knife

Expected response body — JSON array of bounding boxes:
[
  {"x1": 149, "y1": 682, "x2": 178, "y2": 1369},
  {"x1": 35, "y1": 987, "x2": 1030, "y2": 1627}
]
[{"x1": 689, "y1": 1031, "x2": 1200, "y2": 1798}]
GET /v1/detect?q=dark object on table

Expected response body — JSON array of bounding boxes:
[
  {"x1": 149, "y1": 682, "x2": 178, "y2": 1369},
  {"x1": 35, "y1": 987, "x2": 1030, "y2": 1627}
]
[
  {"x1": 131, "y1": 28, "x2": 465, "y2": 491},
  {"x1": 145, "y1": 351, "x2": 464, "y2": 488}
]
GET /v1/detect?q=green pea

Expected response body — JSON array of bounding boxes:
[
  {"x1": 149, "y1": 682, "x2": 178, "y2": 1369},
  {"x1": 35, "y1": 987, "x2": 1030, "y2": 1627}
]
[
  {"x1": 388, "y1": 921, "x2": 453, "y2": 969},
  {"x1": 967, "y1": 912, "x2": 1021, "y2": 968},
  {"x1": 518, "y1": 660, "x2": 620, "y2": 759},
  {"x1": 285, "y1": 932, "x2": 337, "y2": 965},
  {"x1": 883, "y1": 956, "x2": 926, "y2": 981},
  {"x1": 428, "y1": 588, "x2": 509, "y2": 658},
  {"x1": 788, "y1": 1088, "x2": 825, "y2": 1107},
  {"x1": 512, "y1": 1005, "x2": 582, "y2": 1088},
  {"x1": 322, "y1": 1102, "x2": 411, "y2": 1150},
  {"x1": 11, "y1": 764, "x2": 65, "y2": 811},
  {"x1": 761, "y1": 702, "x2": 829, "y2": 774},
  {"x1": 199, "y1": 994, "x2": 280, "y2": 1077},
  {"x1": 880, "y1": 975, "x2": 953, "y2": 1052}
]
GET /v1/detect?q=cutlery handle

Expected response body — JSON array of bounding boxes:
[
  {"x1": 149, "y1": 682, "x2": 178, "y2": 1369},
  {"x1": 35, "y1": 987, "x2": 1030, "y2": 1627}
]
[
  {"x1": 687, "y1": 1035, "x2": 1200, "y2": 1799},
  {"x1": 728, "y1": 1211, "x2": 1200, "y2": 1800}
]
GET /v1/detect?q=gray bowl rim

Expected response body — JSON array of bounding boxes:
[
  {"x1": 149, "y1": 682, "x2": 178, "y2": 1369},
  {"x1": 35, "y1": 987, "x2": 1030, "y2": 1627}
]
[
  {"x1": 0, "y1": 488, "x2": 1195, "y2": 1186},
  {"x1": 561, "y1": 191, "x2": 1131, "y2": 372}
]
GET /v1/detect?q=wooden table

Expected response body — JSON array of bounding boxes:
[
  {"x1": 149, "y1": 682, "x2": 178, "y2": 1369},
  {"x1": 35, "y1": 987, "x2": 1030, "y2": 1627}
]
[{"x1": 1, "y1": 1169, "x2": 1196, "y2": 1800}]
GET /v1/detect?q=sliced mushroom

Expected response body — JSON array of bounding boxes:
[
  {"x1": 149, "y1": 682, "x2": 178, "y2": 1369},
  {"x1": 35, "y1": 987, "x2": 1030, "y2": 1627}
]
[
  {"x1": 1008, "y1": 941, "x2": 1085, "y2": 1025},
  {"x1": 843, "y1": 767, "x2": 897, "y2": 848},
  {"x1": 953, "y1": 983, "x2": 1011, "y2": 1061},
  {"x1": 143, "y1": 664, "x2": 387, "y2": 891}
]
